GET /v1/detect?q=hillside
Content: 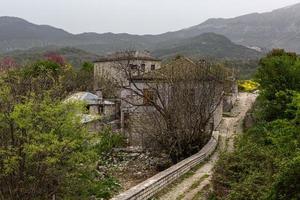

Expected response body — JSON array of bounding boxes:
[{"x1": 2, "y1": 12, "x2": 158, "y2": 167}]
[
  {"x1": 0, "y1": 16, "x2": 148, "y2": 54},
  {"x1": 160, "y1": 3, "x2": 300, "y2": 52},
  {"x1": 0, "y1": 16, "x2": 262, "y2": 61},
  {"x1": 2, "y1": 3, "x2": 300, "y2": 54},
  {"x1": 0, "y1": 47, "x2": 100, "y2": 69},
  {"x1": 153, "y1": 33, "x2": 262, "y2": 60}
]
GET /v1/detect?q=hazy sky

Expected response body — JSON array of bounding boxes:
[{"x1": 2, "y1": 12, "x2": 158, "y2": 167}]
[{"x1": 1, "y1": 0, "x2": 300, "y2": 35}]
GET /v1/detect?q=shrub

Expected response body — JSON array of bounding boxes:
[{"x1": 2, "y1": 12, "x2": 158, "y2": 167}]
[{"x1": 238, "y1": 80, "x2": 259, "y2": 92}]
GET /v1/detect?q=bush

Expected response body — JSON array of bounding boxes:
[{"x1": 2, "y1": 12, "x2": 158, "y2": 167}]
[
  {"x1": 238, "y1": 80, "x2": 259, "y2": 92},
  {"x1": 212, "y1": 119, "x2": 300, "y2": 200}
]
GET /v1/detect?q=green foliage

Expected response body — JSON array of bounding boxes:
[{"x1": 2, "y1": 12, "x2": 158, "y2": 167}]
[
  {"x1": 213, "y1": 120, "x2": 300, "y2": 200},
  {"x1": 81, "y1": 61, "x2": 94, "y2": 72},
  {"x1": 270, "y1": 153, "x2": 300, "y2": 200},
  {"x1": 95, "y1": 127, "x2": 125, "y2": 156},
  {"x1": 255, "y1": 49, "x2": 300, "y2": 121},
  {"x1": 212, "y1": 50, "x2": 300, "y2": 200},
  {"x1": 0, "y1": 59, "x2": 121, "y2": 199},
  {"x1": 74, "y1": 61, "x2": 94, "y2": 92},
  {"x1": 0, "y1": 47, "x2": 99, "y2": 69}
]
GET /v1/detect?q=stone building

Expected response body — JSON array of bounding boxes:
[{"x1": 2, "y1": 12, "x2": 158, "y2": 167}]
[
  {"x1": 93, "y1": 52, "x2": 236, "y2": 146},
  {"x1": 94, "y1": 51, "x2": 161, "y2": 91},
  {"x1": 64, "y1": 91, "x2": 118, "y2": 132},
  {"x1": 119, "y1": 56, "x2": 225, "y2": 145}
]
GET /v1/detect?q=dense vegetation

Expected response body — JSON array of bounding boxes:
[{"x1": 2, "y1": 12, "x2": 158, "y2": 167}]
[
  {"x1": 0, "y1": 57, "x2": 122, "y2": 199},
  {"x1": 212, "y1": 49, "x2": 300, "y2": 200},
  {"x1": 0, "y1": 47, "x2": 99, "y2": 69}
]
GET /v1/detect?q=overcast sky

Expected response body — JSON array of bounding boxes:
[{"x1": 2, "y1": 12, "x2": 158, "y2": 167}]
[{"x1": 1, "y1": 0, "x2": 300, "y2": 35}]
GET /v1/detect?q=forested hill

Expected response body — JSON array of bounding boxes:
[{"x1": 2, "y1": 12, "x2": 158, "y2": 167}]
[
  {"x1": 159, "y1": 3, "x2": 300, "y2": 52},
  {"x1": 0, "y1": 47, "x2": 100, "y2": 69},
  {"x1": 153, "y1": 33, "x2": 262, "y2": 60},
  {"x1": 2, "y1": 3, "x2": 300, "y2": 54}
]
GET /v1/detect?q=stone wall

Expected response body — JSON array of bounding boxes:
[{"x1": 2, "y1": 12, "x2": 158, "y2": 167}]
[{"x1": 111, "y1": 131, "x2": 219, "y2": 200}]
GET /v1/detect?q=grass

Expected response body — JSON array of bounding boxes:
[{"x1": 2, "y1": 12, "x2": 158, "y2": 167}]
[
  {"x1": 191, "y1": 184, "x2": 211, "y2": 200},
  {"x1": 189, "y1": 174, "x2": 210, "y2": 191},
  {"x1": 175, "y1": 174, "x2": 210, "y2": 200}
]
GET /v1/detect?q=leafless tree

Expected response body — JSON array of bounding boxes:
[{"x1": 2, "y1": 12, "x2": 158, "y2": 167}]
[{"x1": 97, "y1": 51, "x2": 226, "y2": 163}]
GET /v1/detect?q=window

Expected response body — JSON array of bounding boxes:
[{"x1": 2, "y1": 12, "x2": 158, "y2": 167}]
[
  {"x1": 124, "y1": 112, "x2": 130, "y2": 129},
  {"x1": 130, "y1": 64, "x2": 138, "y2": 70},
  {"x1": 143, "y1": 89, "x2": 156, "y2": 106},
  {"x1": 141, "y1": 64, "x2": 146, "y2": 72},
  {"x1": 151, "y1": 64, "x2": 156, "y2": 71}
]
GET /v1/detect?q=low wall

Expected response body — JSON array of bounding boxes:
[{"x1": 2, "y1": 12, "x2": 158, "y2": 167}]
[{"x1": 111, "y1": 131, "x2": 219, "y2": 200}]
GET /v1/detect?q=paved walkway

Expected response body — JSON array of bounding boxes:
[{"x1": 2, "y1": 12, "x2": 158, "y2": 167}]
[{"x1": 158, "y1": 93, "x2": 257, "y2": 200}]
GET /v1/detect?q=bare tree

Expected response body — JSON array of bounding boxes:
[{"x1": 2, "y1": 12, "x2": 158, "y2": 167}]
[{"x1": 96, "y1": 52, "x2": 225, "y2": 163}]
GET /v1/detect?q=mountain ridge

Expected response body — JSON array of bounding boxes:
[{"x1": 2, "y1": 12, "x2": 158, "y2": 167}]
[{"x1": 2, "y1": 3, "x2": 300, "y2": 57}]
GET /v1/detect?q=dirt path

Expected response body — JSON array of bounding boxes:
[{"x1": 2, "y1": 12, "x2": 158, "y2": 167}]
[{"x1": 158, "y1": 93, "x2": 257, "y2": 200}]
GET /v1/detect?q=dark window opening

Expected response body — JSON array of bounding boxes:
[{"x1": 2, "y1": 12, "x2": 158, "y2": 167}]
[
  {"x1": 124, "y1": 113, "x2": 130, "y2": 129},
  {"x1": 141, "y1": 64, "x2": 146, "y2": 71},
  {"x1": 151, "y1": 64, "x2": 156, "y2": 70},
  {"x1": 130, "y1": 64, "x2": 138, "y2": 70}
]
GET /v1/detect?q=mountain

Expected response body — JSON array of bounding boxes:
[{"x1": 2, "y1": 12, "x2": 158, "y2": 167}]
[
  {"x1": 0, "y1": 16, "x2": 262, "y2": 60},
  {"x1": 2, "y1": 3, "x2": 300, "y2": 55},
  {"x1": 161, "y1": 3, "x2": 300, "y2": 52},
  {"x1": 0, "y1": 17, "x2": 71, "y2": 52},
  {"x1": 0, "y1": 16, "x2": 149, "y2": 53},
  {"x1": 153, "y1": 33, "x2": 262, "y2": 60}
]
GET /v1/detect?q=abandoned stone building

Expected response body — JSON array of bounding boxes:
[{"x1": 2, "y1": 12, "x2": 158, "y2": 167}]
[
  {"x1": 64, "y1": 91, "x2": 118, "y2": 131},
  {"x1": 94, "y1": 51, "x2": 161, "y2": 90},
  {"x1": 92, "y1": 51, "x2": 237, "y2": 146},
  {"x1": 119, "y1": 56, "x2": 225, "y2": 145}
]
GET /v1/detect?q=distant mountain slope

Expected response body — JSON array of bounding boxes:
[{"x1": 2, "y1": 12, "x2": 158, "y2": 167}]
[
  {"x1": 0, "y1": 16, "x2": 150, "y2": 53},
  {"x1": 0, "y1": 16, "x2": 262, "y2": 60},
  {"x1": 2, "y1": 3, "x2": 300, "y2": 54},
  {"x1": 160, "y1": 3, "x2": 300, "y2": 52},
  {"x1": 0, "y1": 17, "x2": 72, "y2": 52},
  {"x1": 0, "y1": 16, "x2": 70, "y2": 40},
  {"x1": 153, "y1": 33, "x2": 262, "y2": 59},
  {"x1": 0, "y1": 47, "x2": 100, "y2": 69}
]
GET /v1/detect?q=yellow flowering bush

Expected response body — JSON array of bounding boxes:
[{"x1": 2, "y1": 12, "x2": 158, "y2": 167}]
[{"x1": 238, "y1": 80, "x2": 259, "y2": 92}]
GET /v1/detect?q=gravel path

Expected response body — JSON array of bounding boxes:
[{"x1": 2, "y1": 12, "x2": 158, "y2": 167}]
[{"x1": 158, "y1": 93, "x2": 257, "y2": 200}]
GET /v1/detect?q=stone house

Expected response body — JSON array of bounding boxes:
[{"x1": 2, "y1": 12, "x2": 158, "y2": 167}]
[
  {"x1": 119, "y1": 56, "x2": 225, "y2": 145},
  {"x1": 93, "y1": 52, "x2": 236, "y2": 146},
  {"x1": 94, "y1": 51, "x2": 161, "y2": 91},
  {"x1": 64, "y1": 91, "x2": 118, "y2": 132}
]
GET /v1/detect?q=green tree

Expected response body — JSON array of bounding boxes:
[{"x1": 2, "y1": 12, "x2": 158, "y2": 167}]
[
  {"x1": 255, "y1": 49, "x2": 300, "y2": 121},
  {"x1": 75, "y1": 61, "x2": 94, "y2": 92},
  {"x1": 0, "y1": 60, "x2": 120, "y2": 199},
  {"x1": 270, "y1": 154, "x2": 300, "y2": 200},
  {"x1": 0, "y1": 97, "x2": 120, "y2": 199}
]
